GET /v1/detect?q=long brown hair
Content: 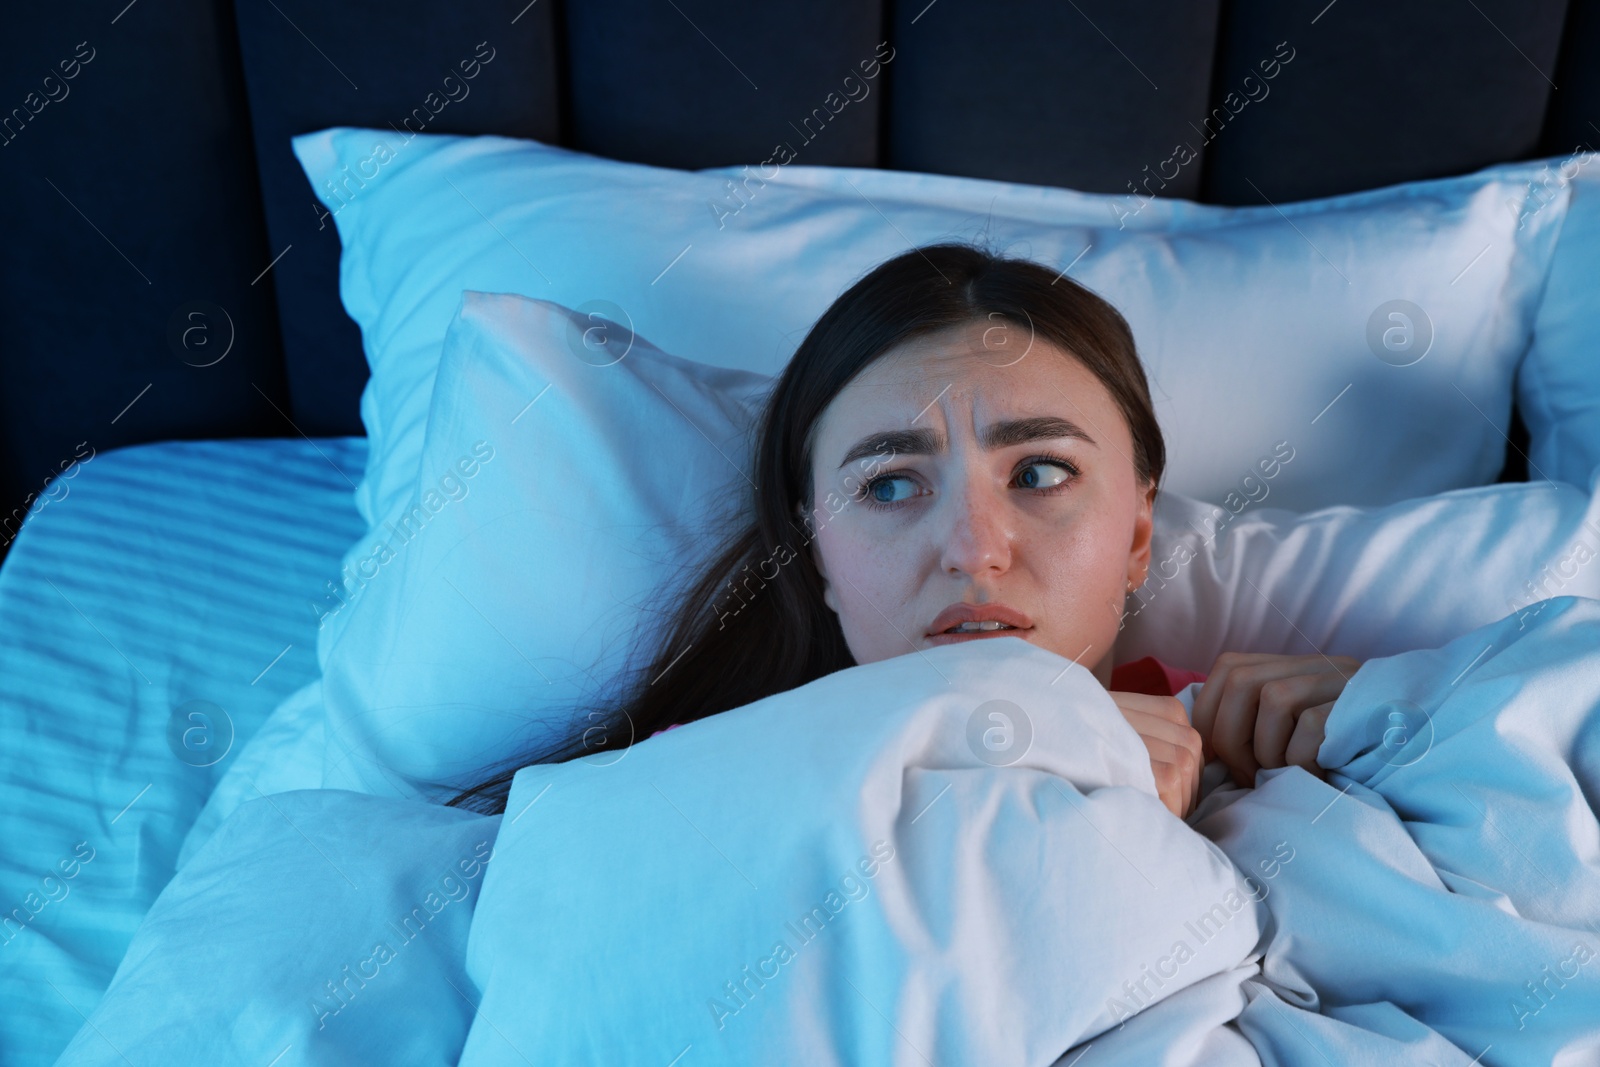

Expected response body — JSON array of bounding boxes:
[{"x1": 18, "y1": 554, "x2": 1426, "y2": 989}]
[{"x1": 445, "y1": 240, "x2": 1166, "y2": 814}]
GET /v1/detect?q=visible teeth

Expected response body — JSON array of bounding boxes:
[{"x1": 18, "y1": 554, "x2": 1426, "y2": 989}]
[{"x1": 948, "y1": 620, "x2": 1015, "y2": 633}]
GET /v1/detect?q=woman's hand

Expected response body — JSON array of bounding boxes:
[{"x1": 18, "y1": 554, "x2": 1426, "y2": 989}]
[
  {"x1": 1190, "y1": 652, "x2": 1363, "y2": 788},
  {"x1": 1107, "y1": 690, "x2": 1204, "y2": 819}
]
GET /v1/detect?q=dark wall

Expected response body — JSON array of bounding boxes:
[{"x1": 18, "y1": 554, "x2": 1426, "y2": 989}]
[
  {"x1": 3, "y1": 0, "x2": 1597, "y2": 564},
  {"x1": 0, "y1": 0, "x2": 288, "y2": 557}
]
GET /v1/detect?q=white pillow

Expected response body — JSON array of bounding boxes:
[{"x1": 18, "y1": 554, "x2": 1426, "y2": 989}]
[
  {"x1": 294, "y1": 125, "x2": 1572, "y2": 563},
  {"x1": 1519, "y1": 153, "x2": 1600, "y2": 490},
  {"x1": 1116, "y1": 472, "x2": 1600, "y2": 673},
  {"x1": 320, "y1": 291, "x2": 1600, "y2": 802},
  {"x1": 320, "y1": 293, "x2": 769, "y2": 797}
]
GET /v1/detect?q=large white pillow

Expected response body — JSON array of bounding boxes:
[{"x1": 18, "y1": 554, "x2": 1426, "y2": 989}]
[
  {"x1": 295, "y1": 126, "x2": 1572, "y2": 560},
  {"x1": 319, "y1": 293, "x2": 769, "y2": 798},
  {"x1": 319, "y1": 291, "x2": 1600, "y2": 802},
  {"x1": 1518, "y1": 153, "x2": 1600, "y2": 490},
  {"x1": 1117, "y1": 471, "x2": 1600, "y2": 672}
]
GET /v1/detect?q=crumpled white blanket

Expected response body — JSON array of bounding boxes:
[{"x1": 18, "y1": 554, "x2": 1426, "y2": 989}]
[
  {"x1": 53, "y1": 597, "x2": 1600, "y2": 1067},
  {"x1": 1071, "y1": 593, "x2": 1600, "y2": 1066},
  {"x1": 457, "y1": 631, "x2": 1260, "y2": 1066}
]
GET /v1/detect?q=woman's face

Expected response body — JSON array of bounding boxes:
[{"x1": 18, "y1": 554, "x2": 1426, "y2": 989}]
[{"x1": 805, "y1": 318, "x2": 1157, "y2": 688}]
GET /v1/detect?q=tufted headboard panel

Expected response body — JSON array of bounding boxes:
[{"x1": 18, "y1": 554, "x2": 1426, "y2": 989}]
[{"x1": 2, "y1": 0, "x2": 1597, "y2": 543}]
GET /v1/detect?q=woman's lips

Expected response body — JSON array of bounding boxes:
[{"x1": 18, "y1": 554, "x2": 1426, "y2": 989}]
[
  {"x1": 926, "y1": 601, "x2": 1035, "y2": 637},
  {"x1": 925, "y1": 627, "x2": 1033, "y2": 647}
]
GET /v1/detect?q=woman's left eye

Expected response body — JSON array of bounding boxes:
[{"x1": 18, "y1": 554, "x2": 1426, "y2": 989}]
[
  {"x1": 854, "y1": 455, "x2": 1080, "y2": 512},
  {"x1": 1014, "y1": 457, "x2": 1079, "y2": 491}
]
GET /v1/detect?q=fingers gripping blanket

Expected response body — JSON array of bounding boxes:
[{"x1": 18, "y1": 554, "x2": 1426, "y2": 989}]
[{"x1": 1184, "y1": 593, "x2": 1600, "y2": 1066}]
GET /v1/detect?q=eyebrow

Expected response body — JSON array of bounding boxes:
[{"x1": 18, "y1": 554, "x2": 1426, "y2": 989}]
[{"x1": 836, "y1": 415, "x2": 1098, "y2": 470}]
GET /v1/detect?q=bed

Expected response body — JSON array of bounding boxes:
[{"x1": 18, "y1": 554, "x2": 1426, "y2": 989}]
[
  {"x1": 5, "y1": 2, "x2": 1600, "y2": 1065},
  {"x1": 0, "y1": 438, "x2": 367, "y2": 1064}
]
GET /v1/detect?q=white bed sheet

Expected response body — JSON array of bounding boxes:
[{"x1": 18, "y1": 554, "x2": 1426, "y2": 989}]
[{"x1": 0, "y1": 436, "x2": 366, "y2": 1067}]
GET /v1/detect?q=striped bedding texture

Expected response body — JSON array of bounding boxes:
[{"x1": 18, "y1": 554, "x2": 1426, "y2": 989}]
[{"x1": 0, "y1": 436, "x2": 367, "y2": 1067}]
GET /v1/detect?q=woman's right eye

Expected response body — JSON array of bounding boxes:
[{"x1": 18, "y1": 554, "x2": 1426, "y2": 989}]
[{"x1": 859, "y1": 474, "x2": 918, "y2": 508}]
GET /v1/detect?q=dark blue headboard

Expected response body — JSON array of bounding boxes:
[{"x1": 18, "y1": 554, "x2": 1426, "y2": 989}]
[{"x1": 2, "y1": 0, "x2": 1596, "y2": 560}]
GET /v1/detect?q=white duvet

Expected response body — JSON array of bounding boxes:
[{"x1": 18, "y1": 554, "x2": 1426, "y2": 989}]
[{"x1": 53, "y1": 596, "x2": 1600, "y2": 1066}]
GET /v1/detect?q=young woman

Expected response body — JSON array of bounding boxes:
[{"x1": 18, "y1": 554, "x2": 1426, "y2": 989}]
[{"x1": 447, "y1": 241, "x2": 1360, "y2": 819}]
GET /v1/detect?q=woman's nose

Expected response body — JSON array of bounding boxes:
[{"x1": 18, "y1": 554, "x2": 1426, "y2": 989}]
[{"x1": 937, "y1": 478, "x2": 1012, "y2": 577}]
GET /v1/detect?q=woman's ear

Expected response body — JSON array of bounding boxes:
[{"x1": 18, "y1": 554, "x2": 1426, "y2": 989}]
[{"x1": 1127, "y1": 480, "x2": 1158, "y2": 589}]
